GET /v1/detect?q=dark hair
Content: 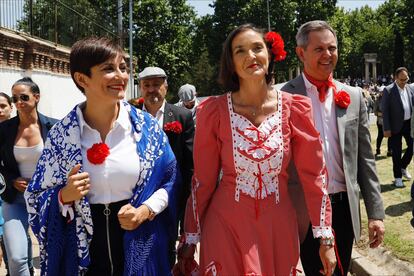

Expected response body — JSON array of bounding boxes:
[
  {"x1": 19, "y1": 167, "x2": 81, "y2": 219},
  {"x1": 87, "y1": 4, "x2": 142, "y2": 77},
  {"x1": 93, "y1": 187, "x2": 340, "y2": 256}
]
[
  {"x1": 70, "y1": 37, "x2": 126, "y2": 93},
  {"x1": 0, "y1": 92, "x2": 11, "y2": 105},
  {"x1": 219, "y1": 24, "x2": 274, "y2": 92},
  {"x1": 395, "y1": 67, "x2": 408, "y2": 77},
  {"x1": 12, "y1": 77, "x2": 40, "y2": 94}
]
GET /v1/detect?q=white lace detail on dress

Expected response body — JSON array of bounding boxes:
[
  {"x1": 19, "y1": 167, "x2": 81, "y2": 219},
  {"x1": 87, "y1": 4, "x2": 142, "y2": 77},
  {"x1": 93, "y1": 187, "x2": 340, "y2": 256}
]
[
  {"x1": 185, "y1": 232, "x2": 200, "y2": 245},
  {"x1": 312, "y1": 225, "x2": 334, "y2": 239},
  {"x1": 185, "y1": 176, "x2": 201, "y2": 245},
  {"x1": 314, "y1": 166, "x2": 333, "y2": 238},
  {"x1": 227, "y1": 91, "x2": 284, "y2": 203}
]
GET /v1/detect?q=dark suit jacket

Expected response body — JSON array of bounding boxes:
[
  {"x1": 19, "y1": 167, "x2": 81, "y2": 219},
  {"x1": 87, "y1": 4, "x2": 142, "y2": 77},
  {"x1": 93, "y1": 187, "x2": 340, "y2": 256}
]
[
  {"x1": 382, "y1": 82, "x2": 414, "y2": 134},
  {"x1": 136, "y1": 102, "x2": 195, "y2": 212},
  {"x1": 0, "y1": 112, "x2": 58, "y2": 203},
  {"x1": 280, "y1": 75, "x2": 384, "y2": 242}
]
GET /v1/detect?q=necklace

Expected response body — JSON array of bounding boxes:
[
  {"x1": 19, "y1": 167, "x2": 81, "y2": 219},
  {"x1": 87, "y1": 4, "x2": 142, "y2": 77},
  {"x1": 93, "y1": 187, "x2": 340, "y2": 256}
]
[{"x1": 251, "y1": 104, "x2": 264, "y2": 117}]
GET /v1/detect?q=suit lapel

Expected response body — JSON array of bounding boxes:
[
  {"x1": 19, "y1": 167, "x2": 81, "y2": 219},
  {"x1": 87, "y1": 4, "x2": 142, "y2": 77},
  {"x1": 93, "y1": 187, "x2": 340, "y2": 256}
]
[
  {"x1": 392, "y1": 83, "x2": 404, "y2": 110},
  {"x1": 334, "y1": 81, "x2": 347, "y2": 154},
  {"x1": 163, "y1": 103, "x2": 175, "y2": 125},
  {"x1": 285, "y1": 75, "x2": 307, "y2": 96}
]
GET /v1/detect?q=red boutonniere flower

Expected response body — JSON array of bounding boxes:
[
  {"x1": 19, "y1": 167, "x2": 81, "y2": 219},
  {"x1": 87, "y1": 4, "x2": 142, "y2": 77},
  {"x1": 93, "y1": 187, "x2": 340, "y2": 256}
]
[
  {"x1": 334, "y1": 90, "x2": 351, "y2": 109},
  {"x1": 87, "y1": 143, "x2": 110, "y2": 165},
  {"x1": 264, "y1": 31, "x2": 287, "y2": 62},
  {"x1": 164, "y1": 121, "x2": 183, "y2": 134}
]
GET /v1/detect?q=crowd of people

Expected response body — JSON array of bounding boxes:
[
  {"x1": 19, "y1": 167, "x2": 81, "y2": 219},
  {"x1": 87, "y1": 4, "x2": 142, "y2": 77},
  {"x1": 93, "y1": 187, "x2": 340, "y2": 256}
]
[{"x1": 5, "y1": 19, "x2": 414, "y2": 276}]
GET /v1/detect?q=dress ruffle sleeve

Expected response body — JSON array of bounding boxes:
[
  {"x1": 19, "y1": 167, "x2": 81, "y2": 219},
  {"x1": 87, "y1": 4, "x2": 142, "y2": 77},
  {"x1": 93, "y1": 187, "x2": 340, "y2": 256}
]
[
  {"x1": 289, "y1": 94, "x2": 333, "y2": 239},
  {"x1": 184, "y1": 96, "x2": 221, "y2": 244}
]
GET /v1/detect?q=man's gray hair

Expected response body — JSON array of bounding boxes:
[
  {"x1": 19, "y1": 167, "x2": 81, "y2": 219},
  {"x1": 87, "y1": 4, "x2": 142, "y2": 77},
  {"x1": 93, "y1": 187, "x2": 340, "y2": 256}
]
[{"x1": 296, "y1": 20, "x2": 337, "y2": 48}]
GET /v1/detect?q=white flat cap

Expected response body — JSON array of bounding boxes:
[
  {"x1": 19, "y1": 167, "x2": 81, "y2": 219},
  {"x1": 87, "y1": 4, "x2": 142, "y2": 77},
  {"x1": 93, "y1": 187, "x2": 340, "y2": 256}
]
[{"x1": 138, "y1": 67, "x2": 167, "y2": 80}]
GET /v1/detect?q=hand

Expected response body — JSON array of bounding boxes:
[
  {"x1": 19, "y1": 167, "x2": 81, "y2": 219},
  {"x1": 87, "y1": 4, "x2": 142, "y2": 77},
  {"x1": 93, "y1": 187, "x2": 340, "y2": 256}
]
[
  {"x1": 383, "y1": 130, "x2": 392, "y2": 137},
  {"x1": 177, "y1": 243, "x2": 196, "y2": 274},
  {"x1": 319, "y1": 244, "x2": 336, "y2": 276},
  {"x1": 368, "y1": 219, "x2": 385, "y2": 248},
  {"x1": 13, "y1": 177, "x2": 30, "y2": 192},
  {"x1": 118, "y1": 204, "x2": 150, "y2": 230},
  {"x1": 61, "y1": 164, "x2": 90, "y2": 203}
]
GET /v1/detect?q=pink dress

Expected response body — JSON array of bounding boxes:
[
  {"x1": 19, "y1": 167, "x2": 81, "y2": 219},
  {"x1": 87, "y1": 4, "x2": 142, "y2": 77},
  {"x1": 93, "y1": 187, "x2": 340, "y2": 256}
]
[{"x1": 184, "y1": 91, "x2": 333, "y2": 275}]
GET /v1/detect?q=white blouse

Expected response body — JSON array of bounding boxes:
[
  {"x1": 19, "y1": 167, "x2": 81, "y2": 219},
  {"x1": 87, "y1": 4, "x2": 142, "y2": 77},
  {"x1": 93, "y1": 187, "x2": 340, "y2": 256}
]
[{"x1": 59, "y1": 102, "x2": 168, "y2": 218}]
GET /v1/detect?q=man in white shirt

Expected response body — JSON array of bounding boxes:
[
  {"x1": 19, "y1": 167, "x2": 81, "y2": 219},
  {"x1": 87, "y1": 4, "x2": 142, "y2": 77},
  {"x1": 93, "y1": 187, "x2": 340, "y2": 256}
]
[
  {"x1": 382, "y1": 67, "x2": 414, "y2": 187},
  {"x1": 280, "y1": 20, "x2": 385, "y2": 276},
  {"x1": 137, "y1": 67, "x2": 195, "y2": 267}
]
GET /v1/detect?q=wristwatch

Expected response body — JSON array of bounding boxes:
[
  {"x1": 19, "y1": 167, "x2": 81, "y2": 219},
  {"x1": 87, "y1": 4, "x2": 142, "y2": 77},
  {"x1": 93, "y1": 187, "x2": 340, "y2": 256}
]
[{"x1": 320, "y1": 237, "x2": 335, "y2": 246}]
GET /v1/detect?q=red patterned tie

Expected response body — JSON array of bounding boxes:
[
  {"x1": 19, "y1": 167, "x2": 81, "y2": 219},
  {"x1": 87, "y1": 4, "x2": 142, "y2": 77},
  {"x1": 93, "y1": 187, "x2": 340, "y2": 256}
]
[{"x1": 303, "y1": 71, "x2": 336, "y2": 102}]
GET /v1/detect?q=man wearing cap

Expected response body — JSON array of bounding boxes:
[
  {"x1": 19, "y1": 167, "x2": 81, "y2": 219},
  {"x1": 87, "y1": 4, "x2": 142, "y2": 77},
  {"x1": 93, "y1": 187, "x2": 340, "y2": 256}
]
[
  {"x1": 137, "y1": 66, "x2": 194, "y2": 267},
  {"x1": 175, "y1": 83, "x2": 199, "y2": 122}
]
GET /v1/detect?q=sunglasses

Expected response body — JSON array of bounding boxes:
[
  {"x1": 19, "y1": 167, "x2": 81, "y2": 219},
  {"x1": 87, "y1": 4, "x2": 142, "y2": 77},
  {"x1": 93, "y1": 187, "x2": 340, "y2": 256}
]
[{"x1": 11, "y1": 94, "x2": 30, "y2": 103}]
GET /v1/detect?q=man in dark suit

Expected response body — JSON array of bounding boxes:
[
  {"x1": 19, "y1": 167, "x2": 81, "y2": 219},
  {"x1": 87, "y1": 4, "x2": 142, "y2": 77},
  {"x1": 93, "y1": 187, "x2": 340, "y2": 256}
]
[
  {"x1": 137, "y1": 66, "x2": 194, "y2": 267},
  {"x1": 280, "y1": 20, "x2": 385, "y2": 275},
  {"x1": 382, "y1": 67, "x2": 414, "y2": 188}
]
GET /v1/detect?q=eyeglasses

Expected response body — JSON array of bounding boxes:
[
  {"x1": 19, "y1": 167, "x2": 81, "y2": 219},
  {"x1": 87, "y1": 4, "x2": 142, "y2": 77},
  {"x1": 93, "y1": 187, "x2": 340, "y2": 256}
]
[{"x1": 11, "y1": 94, "x2": 30, "y2": 103}]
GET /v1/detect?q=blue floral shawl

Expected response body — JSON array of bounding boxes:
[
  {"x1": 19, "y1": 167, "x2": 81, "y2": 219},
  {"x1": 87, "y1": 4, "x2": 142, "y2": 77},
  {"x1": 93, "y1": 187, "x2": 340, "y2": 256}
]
[{"x1": 25, "y1": 101, "x2": 179, "y2": 275}]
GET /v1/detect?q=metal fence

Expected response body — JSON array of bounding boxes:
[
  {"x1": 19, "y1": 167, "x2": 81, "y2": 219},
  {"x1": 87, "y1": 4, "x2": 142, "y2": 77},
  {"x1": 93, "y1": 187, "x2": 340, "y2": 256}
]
[{"x1": 0, "y1": 0, "x2": 120, "y2": 46}]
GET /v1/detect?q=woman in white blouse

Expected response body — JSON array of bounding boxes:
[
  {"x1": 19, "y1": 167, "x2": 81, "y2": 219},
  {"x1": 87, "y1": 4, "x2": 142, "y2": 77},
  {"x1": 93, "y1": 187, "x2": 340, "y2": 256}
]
[
  {"x1": 25, "y1": 37, "x2": 179, "y2": 275},
  {"x1": 0, "y1": 78, "x2": 57, "y2": 276}
]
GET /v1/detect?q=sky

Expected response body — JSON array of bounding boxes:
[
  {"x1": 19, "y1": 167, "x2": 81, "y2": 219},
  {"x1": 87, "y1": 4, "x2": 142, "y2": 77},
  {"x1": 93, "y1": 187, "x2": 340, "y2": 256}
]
[{"x1": 187, "y1": 0, "x2": 387, "y2": 17}]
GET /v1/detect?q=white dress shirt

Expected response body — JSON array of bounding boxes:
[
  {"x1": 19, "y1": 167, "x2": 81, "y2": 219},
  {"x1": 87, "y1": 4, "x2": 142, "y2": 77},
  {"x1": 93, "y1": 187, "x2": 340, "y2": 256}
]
[
  {"x1": 60, "y1": 102, "x2": 168, "y2": 218},
  {"x1": 143, "y1": 100, "x2": 166, "y2": 128},
  {"x1": 303, "y1": 74, "x2": 347, "y2": 194},
  {"x1": 396, "y1": 83, "x2": 412, "y2": 120}
]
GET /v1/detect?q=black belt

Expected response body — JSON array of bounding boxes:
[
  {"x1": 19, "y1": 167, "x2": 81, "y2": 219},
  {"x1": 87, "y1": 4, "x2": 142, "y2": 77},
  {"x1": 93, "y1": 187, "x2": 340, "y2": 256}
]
[
  {"x1": 329, "y1": 192, "x2": 347, "y2": 203},
  {"x1": 90, "y1": 199, "x2": 129, "y2": 216}
]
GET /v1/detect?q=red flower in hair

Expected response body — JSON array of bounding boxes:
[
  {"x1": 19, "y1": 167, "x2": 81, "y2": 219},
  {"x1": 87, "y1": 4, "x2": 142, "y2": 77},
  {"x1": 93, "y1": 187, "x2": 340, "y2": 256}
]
[
  {"x1": 264, "y1": 31, "x2": 287, "y2": 61},
  {"x1": 334, "y1": 90, "x2": 351, "y2": 109},
  {"x1": 87, "y1": 143, "x2": 110, "y2": 165},
  {"x1": 164, "y1": 121, "x2": 183, "y2": 134},
  {"x1": 137, "y1": 97, "x2": 144, "y2": 104}
]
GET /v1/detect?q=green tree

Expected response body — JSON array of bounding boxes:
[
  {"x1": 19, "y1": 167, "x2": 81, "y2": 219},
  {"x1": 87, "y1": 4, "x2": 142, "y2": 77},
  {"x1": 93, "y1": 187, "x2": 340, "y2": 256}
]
[
  {"x1": 191, "y1": 0, "x2": 338, "y2": 95},
  {"x1": 18, "y1": 0, "x2": 118, "y2": 45},
  {"x1": 131, "y1": 0, "x2": 196, "y2": 99}
]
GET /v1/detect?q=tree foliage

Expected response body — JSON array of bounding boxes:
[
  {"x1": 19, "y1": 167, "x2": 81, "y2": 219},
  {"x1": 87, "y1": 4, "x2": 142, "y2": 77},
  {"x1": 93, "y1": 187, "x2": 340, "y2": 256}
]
[{"x1": 17, "y1": 0, "x2": 414, "y2": 96}]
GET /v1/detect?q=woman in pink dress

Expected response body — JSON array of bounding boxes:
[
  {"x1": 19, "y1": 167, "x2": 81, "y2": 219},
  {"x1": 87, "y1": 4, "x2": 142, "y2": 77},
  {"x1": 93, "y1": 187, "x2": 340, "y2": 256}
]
[{"x1": 177, "y1": 24, "x2": 336, "y2": 275}]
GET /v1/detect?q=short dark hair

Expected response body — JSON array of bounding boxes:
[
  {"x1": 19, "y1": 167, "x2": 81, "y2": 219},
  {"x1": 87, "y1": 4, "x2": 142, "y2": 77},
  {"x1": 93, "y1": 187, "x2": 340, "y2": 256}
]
[
  {"x1": 394, "y1": 67, "x2": 408, "y2": 77},
  {"x1": 0, "y1": 92, "x2": 11, "y2": 105},
  {"x1": 70, "y1": 37, "x2": 126, "y2": 93},
  {"x1": 12, "y1": 77, "x2": 40, "y2": 94},
  {"x1": 219, "y1": 24, "x2": 274, "y2": 92}
]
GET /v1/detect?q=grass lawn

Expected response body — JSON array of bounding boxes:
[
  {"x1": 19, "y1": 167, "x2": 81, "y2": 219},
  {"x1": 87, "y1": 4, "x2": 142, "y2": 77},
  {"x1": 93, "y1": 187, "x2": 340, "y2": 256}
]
[{"x1": 356, "y1": 122, "x2": 414, "y2": 263}]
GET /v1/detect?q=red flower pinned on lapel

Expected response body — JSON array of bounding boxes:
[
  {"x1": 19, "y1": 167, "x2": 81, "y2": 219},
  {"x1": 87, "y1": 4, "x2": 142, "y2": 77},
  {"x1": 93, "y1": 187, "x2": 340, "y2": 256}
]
[
  {"x1": 164, "y1": 121, "x2": 183, "y2": 134},
  {"x1": 334, "y1": 90, "x2": 351, "y2": 109}
]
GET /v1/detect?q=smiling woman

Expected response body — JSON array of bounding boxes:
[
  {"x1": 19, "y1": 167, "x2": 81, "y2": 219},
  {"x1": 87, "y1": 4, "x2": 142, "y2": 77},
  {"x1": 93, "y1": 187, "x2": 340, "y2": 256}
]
[
  {"x1": 25, "y1": 37, "x2": 179, "y2": 275},
  {"x1": 176, "y1": 23, "x2": 336, "y2": 275}
]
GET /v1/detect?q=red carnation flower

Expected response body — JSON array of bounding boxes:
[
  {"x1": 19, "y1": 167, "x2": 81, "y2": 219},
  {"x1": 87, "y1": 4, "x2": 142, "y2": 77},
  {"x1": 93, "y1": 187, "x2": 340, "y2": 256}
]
[
  {"x1": 164, "y1": 121, "x2": 183, "y2": 134},
  {"x1": 87, "y1": 143, "x2": 110, "y2": 165},
  {"x1": 264, "y1": 31, "x2": 287, "y2": 62},
  {"x1": 334, "y1": 90, "x2": 351, "y2": 109}
]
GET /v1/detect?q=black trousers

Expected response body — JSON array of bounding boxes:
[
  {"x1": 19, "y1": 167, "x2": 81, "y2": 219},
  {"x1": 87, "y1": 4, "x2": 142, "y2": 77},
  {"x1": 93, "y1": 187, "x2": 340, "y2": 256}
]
[
  {"x1": 376, "y1": 123, "x2": 391, "y2": 153},
  {"x1": 300, "y1": 192, "x2": 354, "y2": 276},
  {"x1": 390, "y1": 119, "x2": 413, "y2": 178},
  {"x1": 86, "y1": 200, "x2": 128, "y2": 276}
]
